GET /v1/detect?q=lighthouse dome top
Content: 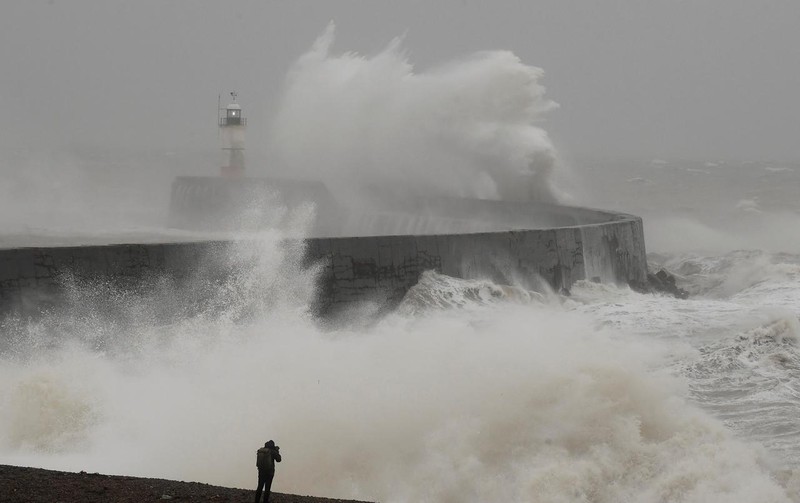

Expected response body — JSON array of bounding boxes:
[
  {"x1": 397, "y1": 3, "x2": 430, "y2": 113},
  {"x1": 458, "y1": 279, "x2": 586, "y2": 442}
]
[{"x1": 220, "y1": 92, "x2": 246, "y2": 126}]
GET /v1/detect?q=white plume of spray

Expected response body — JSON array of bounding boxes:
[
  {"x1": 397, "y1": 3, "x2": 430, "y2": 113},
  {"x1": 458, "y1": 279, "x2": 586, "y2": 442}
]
[{"x1": 268, "y1": 22, "x2": 563, "y2": 204}]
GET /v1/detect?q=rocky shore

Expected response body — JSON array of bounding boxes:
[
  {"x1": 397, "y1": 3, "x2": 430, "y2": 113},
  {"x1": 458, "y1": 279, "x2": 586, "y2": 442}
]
[
  {"x1": 0, "y1": 464, "x2": 374, "y2": 503},
  {"x1": 629, "y1": 268, "x2": 690, "y2": 299}
]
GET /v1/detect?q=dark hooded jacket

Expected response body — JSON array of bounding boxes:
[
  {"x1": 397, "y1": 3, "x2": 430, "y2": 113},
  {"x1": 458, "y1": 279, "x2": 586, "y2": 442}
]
[{"x1": 256, "y1": 445, "x2": 281, "y2": 473}]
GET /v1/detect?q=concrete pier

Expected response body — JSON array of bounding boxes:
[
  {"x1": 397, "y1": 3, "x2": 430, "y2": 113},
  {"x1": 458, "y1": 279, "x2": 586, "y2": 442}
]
[{"x1": 0, "y1": 200, "x2": 647, "y2": 318}]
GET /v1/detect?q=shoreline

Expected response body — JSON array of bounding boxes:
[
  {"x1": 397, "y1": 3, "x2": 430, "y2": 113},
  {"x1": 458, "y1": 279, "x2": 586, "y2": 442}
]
[{"x1": 0, "y1": 464, "x2": 374, "y2": 503}]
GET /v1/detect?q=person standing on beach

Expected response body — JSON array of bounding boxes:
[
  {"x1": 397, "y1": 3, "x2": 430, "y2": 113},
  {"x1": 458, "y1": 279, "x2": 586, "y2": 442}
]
[{"x1": 255, "y1": 440, "x2": 281, "y2": 503}]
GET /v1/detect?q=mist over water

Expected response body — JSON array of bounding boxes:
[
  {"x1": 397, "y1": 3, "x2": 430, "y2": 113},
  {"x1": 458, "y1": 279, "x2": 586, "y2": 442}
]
[
  {"x1": 0, "y1": 148, "x2": 219, "y2": 247},
  {"x1": 2, "y1": 28, "x2": 800, "y2": 503},
  {"x1": 570, "y1": 158, "x2": 800, "y2": 255}
]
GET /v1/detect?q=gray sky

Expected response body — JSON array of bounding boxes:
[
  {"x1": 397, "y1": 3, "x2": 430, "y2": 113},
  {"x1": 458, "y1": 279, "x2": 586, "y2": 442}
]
[{"x1": 2, "y1": 0, "x2": 798, "y2": 162}]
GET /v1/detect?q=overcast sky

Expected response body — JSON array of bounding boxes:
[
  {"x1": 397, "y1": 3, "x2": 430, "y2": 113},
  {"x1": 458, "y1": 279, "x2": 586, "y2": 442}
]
[{"x1": 2, "y1": 0, "x2": 798, "y2": 162}]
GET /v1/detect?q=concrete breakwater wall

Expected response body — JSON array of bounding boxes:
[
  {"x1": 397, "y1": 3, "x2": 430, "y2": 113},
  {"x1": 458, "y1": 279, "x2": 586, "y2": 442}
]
[
  {"x1": 308, "y1": 214, "x2": 647, "y2": 314},
  {"x1": 0, "y1": 207, "x2": 647, "y2": 318}
]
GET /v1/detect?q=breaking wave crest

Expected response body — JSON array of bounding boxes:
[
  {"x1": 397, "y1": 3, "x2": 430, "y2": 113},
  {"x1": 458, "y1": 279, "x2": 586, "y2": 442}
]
[
  {"x1": 682, "y1": 315, "x2": 800, "y2": 470},
  {"x1": 651, "y1": 250, "x2": 800, "y2": 301},
  {"x1": 397, "y1": 270, "x2": 546, "y2": 315},
  {"x1": 268, "y1": 22, "x2": 563, "y2": 205}
]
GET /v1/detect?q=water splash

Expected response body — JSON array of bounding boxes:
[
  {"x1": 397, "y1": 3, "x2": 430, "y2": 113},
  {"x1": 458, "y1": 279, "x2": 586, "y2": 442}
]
[
  {"x1": 1, "y1": 237, "x2": 795, "y2": 501},
  {"x1": 268, "y1": 22, "x2": 562, "y2": 205}
]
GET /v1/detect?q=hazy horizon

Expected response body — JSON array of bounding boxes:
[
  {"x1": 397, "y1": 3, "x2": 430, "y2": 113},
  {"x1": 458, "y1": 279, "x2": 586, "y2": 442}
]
[{"x1": 2, "y1": 1, "x2": 799, "y2": 164}]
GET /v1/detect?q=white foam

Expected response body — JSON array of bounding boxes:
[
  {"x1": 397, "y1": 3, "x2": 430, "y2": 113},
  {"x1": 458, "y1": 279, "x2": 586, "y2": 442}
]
[
  {"x1": 736, "y1": 198, "x2": 762, "y2": 213},
  {"x1": 1, "y1": 235, "x2": 796, "y2": 502},
  {"x1": 267, "y1": 23, "x2": 563, "y2": 205}
]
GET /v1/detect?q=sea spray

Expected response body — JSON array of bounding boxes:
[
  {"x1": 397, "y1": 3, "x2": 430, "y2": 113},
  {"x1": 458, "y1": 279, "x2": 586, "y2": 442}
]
[
  {"x1": 1, "y1": 234, "x2": 795, "y2": 501},
  {"x1": 1, "y1": 25, "x2": 799, "y2": 503},
  {"x1": 268, "y1": 22, "x2": 564, "y2": 206}
]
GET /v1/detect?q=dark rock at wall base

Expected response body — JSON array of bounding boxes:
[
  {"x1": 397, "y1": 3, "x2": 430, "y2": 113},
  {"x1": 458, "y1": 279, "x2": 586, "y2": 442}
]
[{"x1": 630, "y1": 269, "x2": 689, "y2": 299}]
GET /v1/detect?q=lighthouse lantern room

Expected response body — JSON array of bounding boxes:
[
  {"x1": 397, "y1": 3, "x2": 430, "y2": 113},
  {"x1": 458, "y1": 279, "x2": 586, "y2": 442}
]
[{"x1": 219, "y1": 91, "x2": 246, "y2": 177}]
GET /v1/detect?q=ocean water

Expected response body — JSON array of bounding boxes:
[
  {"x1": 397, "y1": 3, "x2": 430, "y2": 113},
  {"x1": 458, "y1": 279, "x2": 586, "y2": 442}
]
[{"x1": 2, "y1": 27, "x2": 800, "y2": 503}]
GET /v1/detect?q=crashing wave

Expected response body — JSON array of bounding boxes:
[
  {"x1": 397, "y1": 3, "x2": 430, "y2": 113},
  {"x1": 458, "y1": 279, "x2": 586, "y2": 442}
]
[{"x1": 397, "y1": 270, "x2": 545, "y2": 314}]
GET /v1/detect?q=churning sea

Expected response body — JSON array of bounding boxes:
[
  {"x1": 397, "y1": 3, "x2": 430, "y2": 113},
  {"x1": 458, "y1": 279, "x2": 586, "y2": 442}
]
[{"x1": 0, "y1": 154, "x2": 799, "y2": 503}]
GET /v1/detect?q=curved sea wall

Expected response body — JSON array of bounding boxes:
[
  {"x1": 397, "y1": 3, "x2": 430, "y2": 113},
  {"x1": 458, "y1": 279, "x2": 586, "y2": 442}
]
[
  {"x1": 0, "y1": 205, "x2": 646, "y2": 318},
  {"x1": 307, "y1": 213, "x2": 646, "y2": 315}
]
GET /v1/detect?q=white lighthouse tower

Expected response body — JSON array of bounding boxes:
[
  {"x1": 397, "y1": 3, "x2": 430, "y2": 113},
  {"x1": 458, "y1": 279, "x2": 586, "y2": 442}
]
[{"x1": 219, "y1": 91, "x2": 246, "y2": 176}]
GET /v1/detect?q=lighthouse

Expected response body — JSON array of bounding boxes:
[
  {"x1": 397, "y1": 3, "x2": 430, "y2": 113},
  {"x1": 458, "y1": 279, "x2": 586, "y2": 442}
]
[{"x1": 219, "y1": 91, "x2": 246, "y2": 176}]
